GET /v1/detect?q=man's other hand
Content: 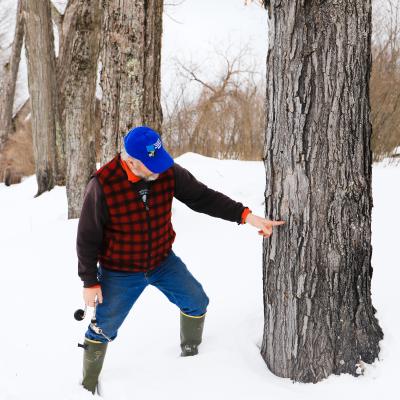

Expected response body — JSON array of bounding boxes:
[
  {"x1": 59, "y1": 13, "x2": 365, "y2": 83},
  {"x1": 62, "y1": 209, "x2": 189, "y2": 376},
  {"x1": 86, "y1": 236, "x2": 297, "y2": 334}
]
[
  {"x1": 83, "y1": 285, "x2": 103, "y2": 307},
  {"x1": 245, "y1": 213, "x2": 285, "y2": 238}
]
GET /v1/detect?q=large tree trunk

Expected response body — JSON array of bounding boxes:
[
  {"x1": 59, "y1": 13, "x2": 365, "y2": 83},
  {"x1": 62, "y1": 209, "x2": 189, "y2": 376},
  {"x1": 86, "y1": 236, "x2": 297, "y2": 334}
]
[
  {"x1": 0, "y1": 0, "x2": 24, "y2": 152},
  {"x1": 100, "y1": 0, "x2": 163, "y2": 164},
  {"x1": 23, "y1": 0, "x2": 57, "y2": 196},
  {"x1": 60, "y1": 0, "x2": 102, "y2": 219},
  {"x1": 261, "y1": 0, "x2": 383, "y2": 383}
]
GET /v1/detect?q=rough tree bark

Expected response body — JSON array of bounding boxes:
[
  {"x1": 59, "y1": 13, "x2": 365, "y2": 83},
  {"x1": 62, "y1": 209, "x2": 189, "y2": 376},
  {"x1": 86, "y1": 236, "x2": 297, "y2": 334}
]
[
  {"x1": 60, "y1": 0, "x2": 102, "y2": 219},
  {"x1": 0, "y1": 0, "x2": 24, "y2": 152},
  {"x1": 51, "y1": 1, "x2": 67, "y2": 187},
  {"x1": 261, "y1": 0, "x2": 383, "y2": 383},
  {"x1": 100, "y1": 0, "x2": 163, "y2": 164},
  {"x1": 23, "y1": 0, "x2": 57, "y2": 196}
]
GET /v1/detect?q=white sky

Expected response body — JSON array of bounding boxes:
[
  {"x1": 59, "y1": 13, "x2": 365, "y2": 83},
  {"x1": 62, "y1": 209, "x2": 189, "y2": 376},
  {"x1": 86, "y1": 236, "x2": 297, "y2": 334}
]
[
  {"x1": 161, "y1": 0, "x2": 269, "y2": 104},
  {"x1": 162, "y1": 0, "x2": 268, "y2": 63}
]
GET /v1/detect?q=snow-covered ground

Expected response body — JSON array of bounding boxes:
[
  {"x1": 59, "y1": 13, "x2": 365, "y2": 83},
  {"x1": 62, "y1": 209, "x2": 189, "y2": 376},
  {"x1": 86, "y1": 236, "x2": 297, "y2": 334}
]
[{"x1": 0, "y1": 153, "x2": 398, "y2": 400}]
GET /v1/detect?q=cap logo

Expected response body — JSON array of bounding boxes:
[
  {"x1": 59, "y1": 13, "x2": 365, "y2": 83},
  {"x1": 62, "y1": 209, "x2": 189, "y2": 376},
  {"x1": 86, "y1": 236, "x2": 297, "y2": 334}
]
[
  {"x1": 154, "y1": 138, "x2": 162, "y2": 149},
  {"x1": 146, "y1": 139, "x2": 162, "y2": 157}
]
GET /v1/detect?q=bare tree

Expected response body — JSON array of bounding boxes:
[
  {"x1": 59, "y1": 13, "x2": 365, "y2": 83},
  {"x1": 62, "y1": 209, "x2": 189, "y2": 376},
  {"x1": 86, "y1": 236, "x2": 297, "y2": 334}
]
[
  {"x1": 0, "y1": 1, "x2": 66, "y2": 185},
  {"x1": 261, "y1": 0, "x2": 383, "y2": 383},
  {"x1": 0, "y1": 0, "x2": 24, "y2": 152},
  {"x1": 370, "y1": 0, "x2": 400, "y2": 161},
  {"x1": 100, "y1": 0, "x2": 164, "y2": 164},
  {"x1": 23, "y1": 0, "x2": 57, "y2": 196},
  {"x1": 162, "y1": 44, "x2": 265, "y2": 160}
]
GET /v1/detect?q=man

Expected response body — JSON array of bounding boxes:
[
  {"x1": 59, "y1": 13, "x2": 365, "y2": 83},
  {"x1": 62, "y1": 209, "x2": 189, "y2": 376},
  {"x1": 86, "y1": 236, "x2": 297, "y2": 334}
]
[{"x1": 77, "y1": 125, "x2": 285, "y2": 394}]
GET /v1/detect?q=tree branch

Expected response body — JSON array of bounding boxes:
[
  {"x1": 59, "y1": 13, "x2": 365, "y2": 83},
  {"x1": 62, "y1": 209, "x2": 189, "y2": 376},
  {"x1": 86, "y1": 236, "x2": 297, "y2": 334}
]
[{"x1": 175, "y1": 60, "x2": 216, "y2": 93}]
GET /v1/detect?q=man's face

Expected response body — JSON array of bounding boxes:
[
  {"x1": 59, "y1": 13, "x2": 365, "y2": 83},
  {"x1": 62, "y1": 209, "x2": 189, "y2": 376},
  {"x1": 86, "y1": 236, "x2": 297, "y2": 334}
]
[{"x1": 125, "y1": 157, "x2": 159, "y2": 181}]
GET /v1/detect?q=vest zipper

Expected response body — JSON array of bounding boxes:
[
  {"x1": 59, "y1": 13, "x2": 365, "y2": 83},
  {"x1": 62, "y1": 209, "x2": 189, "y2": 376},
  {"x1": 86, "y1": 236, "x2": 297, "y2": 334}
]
[
  {"x1": 141, "y1": 185, "x2": 152, "y2": 269},
  {"x1": 137, "y1": 181, "x2": 152, "y2": 269},
  {"x1": 145, "y1": 202, "x2": 152, "y2": 268}
]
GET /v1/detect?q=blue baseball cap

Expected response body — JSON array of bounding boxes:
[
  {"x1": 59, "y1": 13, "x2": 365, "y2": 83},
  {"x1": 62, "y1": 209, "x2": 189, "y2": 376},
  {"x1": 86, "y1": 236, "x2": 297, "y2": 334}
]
[{"x1": 123, "y1": 126, "x2": 174, "y2": 173}]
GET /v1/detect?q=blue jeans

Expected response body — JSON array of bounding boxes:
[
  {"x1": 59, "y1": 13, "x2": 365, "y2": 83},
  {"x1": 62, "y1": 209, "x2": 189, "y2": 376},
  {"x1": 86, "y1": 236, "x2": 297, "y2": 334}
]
[{"x1": 85, "y1": 250, "x2": 209, "y2": 343}]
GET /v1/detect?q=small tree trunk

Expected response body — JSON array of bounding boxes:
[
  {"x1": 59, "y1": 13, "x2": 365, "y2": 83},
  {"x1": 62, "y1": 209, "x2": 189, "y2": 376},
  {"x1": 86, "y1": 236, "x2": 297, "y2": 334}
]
[
  {"x1": 62, "y1": 0, "x2": 101, "y2": 219},
  {"x1": 0, "y1": 0, "x2": 24, "y2": 152},
  {"x1": 23, "y1": 0, "x2": 57, "y2": 196},
  {"x1": 143, "y1": 0, "x2": 163, "y2": 134},
  {"x1": 261, "y1": 0, "x2": 383, "y2": 383},
  {"x1": 100, "y1": 0, "x2": 163, "y2": 164},
  {"x1": 53, "y1": 1, "x2": 70, "y2": 187}
]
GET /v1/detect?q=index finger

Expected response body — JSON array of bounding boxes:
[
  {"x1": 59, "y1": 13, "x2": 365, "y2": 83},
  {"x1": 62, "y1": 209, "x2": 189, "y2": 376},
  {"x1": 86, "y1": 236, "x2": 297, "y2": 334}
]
[
  {"x1": 97, "y1": 291, "x2": 103, "y2": 304},
  {"x1": 270, "y1": 220, "x2": 285, "y2": 226}
]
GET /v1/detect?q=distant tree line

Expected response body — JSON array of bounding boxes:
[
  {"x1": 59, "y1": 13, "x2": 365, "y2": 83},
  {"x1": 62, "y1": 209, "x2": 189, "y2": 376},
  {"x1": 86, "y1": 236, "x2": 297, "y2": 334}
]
[{"x1": 162, "y1": 44, "x2": 265, "y2": 160}]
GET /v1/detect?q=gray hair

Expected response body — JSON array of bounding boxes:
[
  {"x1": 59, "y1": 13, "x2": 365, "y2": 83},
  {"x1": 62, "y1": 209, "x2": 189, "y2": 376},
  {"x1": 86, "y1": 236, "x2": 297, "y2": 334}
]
[{"x1": 120, "y1": 146, "x2": 131, "y2": 161}]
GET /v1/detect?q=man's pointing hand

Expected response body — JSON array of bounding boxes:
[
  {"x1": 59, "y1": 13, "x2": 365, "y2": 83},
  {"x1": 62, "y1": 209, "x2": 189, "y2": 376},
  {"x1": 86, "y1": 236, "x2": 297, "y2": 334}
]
[{"x1": 245, "y1": 213, "x2": 285, "y2": 238}]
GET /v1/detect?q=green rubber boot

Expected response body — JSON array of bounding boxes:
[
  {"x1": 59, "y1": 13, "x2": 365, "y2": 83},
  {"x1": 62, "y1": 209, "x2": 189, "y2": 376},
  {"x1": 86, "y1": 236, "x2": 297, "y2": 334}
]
[
  {"x1": 180, "y1": 311, "x2": 206, "y2": 356},
  {"x1": 81, "y1": 338, "x2": 108, "y2": 394}
]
